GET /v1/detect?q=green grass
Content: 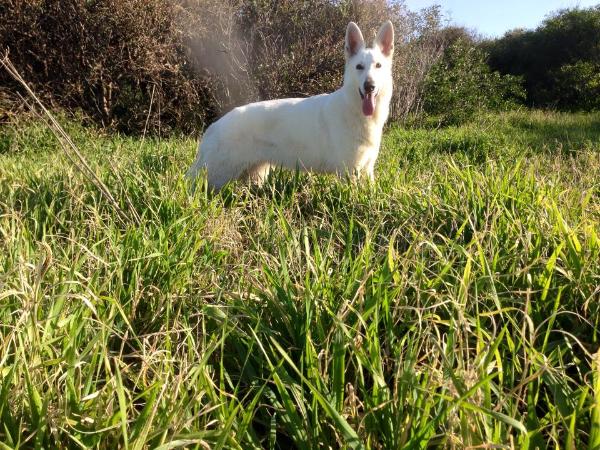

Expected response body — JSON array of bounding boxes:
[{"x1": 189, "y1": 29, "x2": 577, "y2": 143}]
[{"x1": 0, "y1": 110, "x2": 599, "y2": 449}]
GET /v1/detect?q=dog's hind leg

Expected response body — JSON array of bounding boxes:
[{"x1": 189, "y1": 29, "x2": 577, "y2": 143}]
[
  {"x1": 245, "y1": 162, "x2": 274, "y2": 186},
  {"x1": 206, "y1": 161, "x2": 249, "y2": 190},
  {"x1": 207, "y1": 154, "x2": 273, "y2": 189}
]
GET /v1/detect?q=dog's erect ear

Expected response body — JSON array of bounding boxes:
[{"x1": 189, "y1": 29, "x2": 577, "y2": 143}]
[
  {"x1": 375, "y1": 20, "x2": 394, "y2": 58},
  {"x1": 345, "y1": 22, "x2": 365, "y2": 59}
]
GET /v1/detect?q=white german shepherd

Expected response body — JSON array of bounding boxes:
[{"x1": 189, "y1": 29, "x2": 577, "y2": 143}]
[{"x1": 187, "y1": 21, "x2": 394, "y2": 189}]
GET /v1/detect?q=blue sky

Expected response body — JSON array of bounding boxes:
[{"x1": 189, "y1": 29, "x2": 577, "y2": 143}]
[{"x1": 403, "y1": 0, "x2": 600, "y2": 37}]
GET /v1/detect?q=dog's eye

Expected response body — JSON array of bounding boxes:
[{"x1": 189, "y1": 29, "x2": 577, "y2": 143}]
[
  {"x1": 356, "y1": 64, "x2": 364, "y2": 70},
  {"x1": 375, "y1": 62, "x2": 382, "y2": 68}
]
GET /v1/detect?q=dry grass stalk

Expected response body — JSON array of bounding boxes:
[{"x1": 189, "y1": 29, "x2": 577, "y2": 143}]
[{"x1": 1, "y1": 53, "x2": 140, "y2": 226}]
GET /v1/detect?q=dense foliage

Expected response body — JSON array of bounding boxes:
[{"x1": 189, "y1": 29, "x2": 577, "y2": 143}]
[
  {"x1": 0, "y1": 0, "x2": 210, "y2": 133},
  {"x1": 1, "y1": 1, "x2": 598, "y2": 131},
  {"x1": 422, "y1": 38, "x2": 525, "y2": 125},
  {"x1": 485, "y1": 5, "x2": 600, "y2": 111},
  {"x1": 0, "y1": 0, "x2": 445, "y2": 133}
]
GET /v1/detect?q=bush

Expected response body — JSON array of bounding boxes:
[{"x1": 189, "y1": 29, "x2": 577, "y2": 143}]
[
  {"x1": 1, "y1": 0, "x2": 450, "y2": 134},
  {"x1": 485, "y1": 6, "x2": 600, "y2": 111},
  {"x1": 422, "y1": 38, "x2": 525, "y2": 126},
  {"x1": 550, "y1": 61, "x2": 600, "y2": 111},
  {"x1": 0, "y1": 0, "x2": 213, "y2": 134}
]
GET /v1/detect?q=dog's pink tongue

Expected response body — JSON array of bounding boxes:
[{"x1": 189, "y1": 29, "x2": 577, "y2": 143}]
[{"x1": 362, "y1": 93, "x2": 375, "y2": 116}]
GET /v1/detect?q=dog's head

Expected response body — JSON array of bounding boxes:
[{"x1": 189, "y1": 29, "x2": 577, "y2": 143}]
[{"x1": 344, "y1": 21, "x2": 394, "y2": 117}]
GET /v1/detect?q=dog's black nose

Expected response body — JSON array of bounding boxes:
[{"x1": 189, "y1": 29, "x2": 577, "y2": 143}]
[{"x1": 363, "y1": 80, "x2": 376, "y2": 93}]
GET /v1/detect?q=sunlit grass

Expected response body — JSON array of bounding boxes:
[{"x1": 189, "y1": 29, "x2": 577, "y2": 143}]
[{"x1": 1, "y1": 110, "x2": 599, "y2": 448}]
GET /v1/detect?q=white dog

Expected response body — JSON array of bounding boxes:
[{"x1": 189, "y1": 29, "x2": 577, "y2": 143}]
[{"x1": 187, "y1": 21, "x2": 394, "y2": 189}]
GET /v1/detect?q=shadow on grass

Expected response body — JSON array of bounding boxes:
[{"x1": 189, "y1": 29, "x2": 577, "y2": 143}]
[{"x1": 507, "y1": 111, "x2": 600, "y2": 153}]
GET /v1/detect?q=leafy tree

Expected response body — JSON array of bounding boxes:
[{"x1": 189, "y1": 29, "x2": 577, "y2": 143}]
[
  {"x1": 550, "y1": 61, "x2": 600, "y2": 111},
  {"x1": 423, "y1": 38, "x2": 525, "y2": 125},
  {"x1": 485, "y1": 5, "x2": 600, "y2": 110}
]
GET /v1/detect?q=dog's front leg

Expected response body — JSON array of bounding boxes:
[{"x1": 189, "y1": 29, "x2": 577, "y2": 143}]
[{"x1": 366, "y1": 168, "x2": 375, "y2": 183}]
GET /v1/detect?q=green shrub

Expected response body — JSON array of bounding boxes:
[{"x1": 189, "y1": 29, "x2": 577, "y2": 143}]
[
  {"x1": 422, "y1": 39, "x2": 525, "y2": 126},
  {"x1": 485, "y1": 6, "x2": 600, "y2": 111},
  {"x1": 550, "y1": 61, "x2": 600, "y2": 111}
]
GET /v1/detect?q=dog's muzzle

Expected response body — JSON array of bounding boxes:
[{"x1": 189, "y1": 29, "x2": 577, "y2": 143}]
[{"x1": 359, "y1": 83, "x2": 377, "y2": 117}]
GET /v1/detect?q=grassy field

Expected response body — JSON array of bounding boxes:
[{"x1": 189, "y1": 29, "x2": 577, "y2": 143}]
[{"x1": 1, "y1": 110, "x2": 599, "y2": 449}]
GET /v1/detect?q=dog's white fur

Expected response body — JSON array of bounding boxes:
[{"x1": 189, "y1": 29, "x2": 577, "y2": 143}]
[{"x1": 187, "y1": 21, "x2": 394, "y2": 189}]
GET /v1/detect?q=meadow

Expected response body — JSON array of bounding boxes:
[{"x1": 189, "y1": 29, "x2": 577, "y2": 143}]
[{"x1": 0, "y1": 110, "x2": 599, "y2": 449}]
